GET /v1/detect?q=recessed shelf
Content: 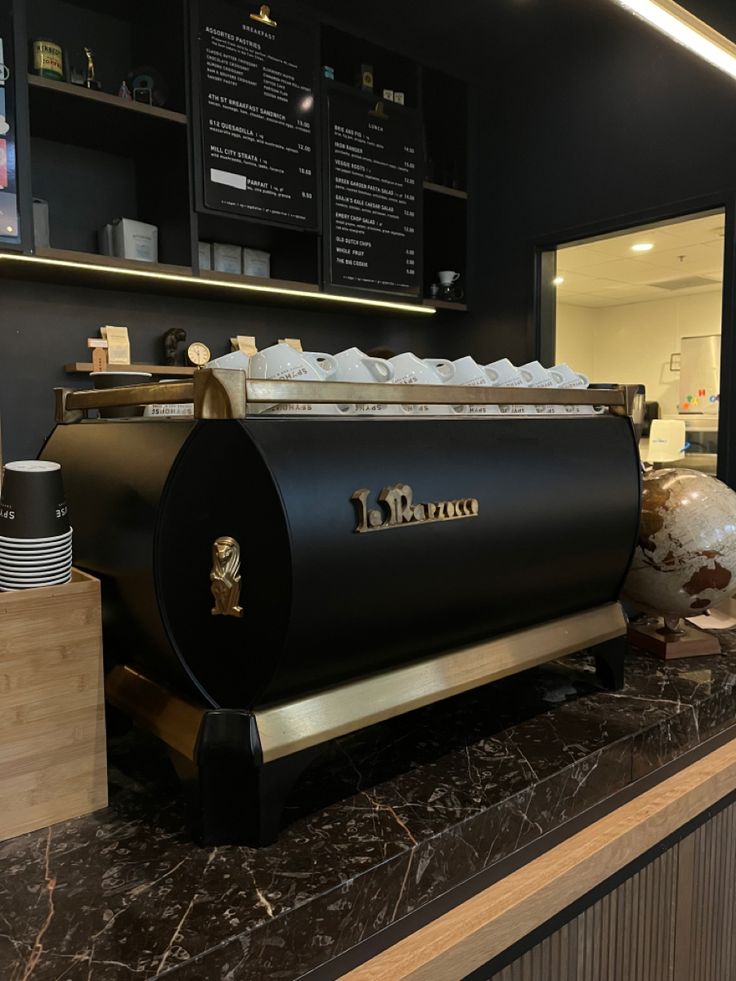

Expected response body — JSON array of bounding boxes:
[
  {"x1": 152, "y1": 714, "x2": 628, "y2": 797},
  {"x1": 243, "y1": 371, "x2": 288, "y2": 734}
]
[
  {"x1": 199, "y1": 267, "x2": 319, "y2": 294},
  {"x1": 35, "y1": 247, "x2": 191, "y2": 277},
  {"x1": 424, "y1": 299, "x2": 468, "y2": 311},
  {"x1": 28, "y1": 75, "x2": 187, "y2": 124},
  {"x1": 423, "y1": 181, "x2": 468, "y2": 200},
  {"x1": 0, "y1": 248, "x2": 434, "y2": 316},
  {"x1": 27, "y1": 75, "x2": 187, "y2": 155}
]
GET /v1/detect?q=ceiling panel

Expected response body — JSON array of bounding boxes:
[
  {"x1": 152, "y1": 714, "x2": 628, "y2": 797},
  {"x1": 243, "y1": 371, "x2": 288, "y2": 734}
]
[{"x1": 555, "y1": 211, "x2": 725, "y2": 307}]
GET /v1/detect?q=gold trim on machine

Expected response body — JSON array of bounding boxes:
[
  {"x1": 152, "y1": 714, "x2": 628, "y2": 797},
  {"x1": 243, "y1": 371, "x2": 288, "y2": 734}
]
[
  {"x1": 55, "y1": 373, "x2": 637, "y2": 423},
  {"x1": 255, "y1": 603, "x2": 626, "y2": 762},
  {"x1": 106, "y1": 604, "x2": 626, "y2": 765}
]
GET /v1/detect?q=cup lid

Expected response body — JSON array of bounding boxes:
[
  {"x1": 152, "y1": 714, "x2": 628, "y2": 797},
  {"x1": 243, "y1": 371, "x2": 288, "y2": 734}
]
[{"x1": 4, "y1": 460, "x2": 61, "y2": 473}]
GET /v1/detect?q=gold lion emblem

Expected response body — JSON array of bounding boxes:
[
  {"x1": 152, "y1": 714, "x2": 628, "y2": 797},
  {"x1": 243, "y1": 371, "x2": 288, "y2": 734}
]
[{"x1": 210, "y1": 536, "x2": 243, "y2": 618}]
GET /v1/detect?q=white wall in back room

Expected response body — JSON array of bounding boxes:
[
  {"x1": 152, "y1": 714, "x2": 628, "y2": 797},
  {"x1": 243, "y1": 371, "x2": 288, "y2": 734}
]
[
  {"x1": 556, "y1": 291, "x2": 723, "y2": 415},
  {"x1": 555, "y1": 303, "x2": 598, "y2": 380}
]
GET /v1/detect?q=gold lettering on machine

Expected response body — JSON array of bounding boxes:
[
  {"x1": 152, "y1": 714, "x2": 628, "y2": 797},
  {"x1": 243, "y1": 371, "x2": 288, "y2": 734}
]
[{"x1": 352, "y1": 483, "x2": 479, "y2": 534}]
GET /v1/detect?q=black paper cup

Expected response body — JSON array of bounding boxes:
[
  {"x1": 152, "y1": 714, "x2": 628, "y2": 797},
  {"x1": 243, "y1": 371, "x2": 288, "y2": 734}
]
[
  {"x1": 91, "y1": 371, "x2": 152, "y2": 418},
  {"x1": 0, "y1": 461, "x2": 70, "y2": 540}
]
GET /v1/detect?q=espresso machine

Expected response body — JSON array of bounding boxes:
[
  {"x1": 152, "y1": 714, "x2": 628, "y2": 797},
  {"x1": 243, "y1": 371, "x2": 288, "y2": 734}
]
[{"x1": 44, "y1": 373, "x2": 642, "y2": 844}]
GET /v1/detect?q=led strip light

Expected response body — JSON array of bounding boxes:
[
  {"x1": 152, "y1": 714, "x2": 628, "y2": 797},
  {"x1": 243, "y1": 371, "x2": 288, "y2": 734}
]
[
  {"x1": 0, "y1": 252, "x2": 436, "y2": 316},
  {"x1": 611, "y1": 0, "x2": 736, "y2": 81}
]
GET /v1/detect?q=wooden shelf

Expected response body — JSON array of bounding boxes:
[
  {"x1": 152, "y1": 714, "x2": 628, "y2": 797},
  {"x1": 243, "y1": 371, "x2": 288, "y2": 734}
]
[
  {"x1": 28, "y1": 75, "x2": 187, "y2": 124},
  {"x1": 36, "y1": 247, "x2": 191, "y2": 277},
  {"x1": 423, "y1": 181, "x2": 468, "y2": 200},
  {"x1": 199, "y1": 267, "x2": 320, "y2": 294},
  {"x1": 0, "y1": 248, "x2": 434, "y2": 316},
  {"x1": 65, "y1": 363, "x2": 195, "y2": 376},
  {"x1": 425, "y1": 298, "x2": 468, "y2": 311},
  {"x1": 27, "y1": 75, "x2": 187, "y2": 155}
]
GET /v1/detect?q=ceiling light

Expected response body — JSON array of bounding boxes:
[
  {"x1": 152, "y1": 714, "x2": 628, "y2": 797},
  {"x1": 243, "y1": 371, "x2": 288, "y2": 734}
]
[
  {"x1": 552, "y1": 275, "x2": 565, "y2": 286},
  {"x1": 631, "y1": 242, "x2": 655, "y2": 252},
  {"x1": 610, "y1": 0, "x2": 736, "y2": 82}
]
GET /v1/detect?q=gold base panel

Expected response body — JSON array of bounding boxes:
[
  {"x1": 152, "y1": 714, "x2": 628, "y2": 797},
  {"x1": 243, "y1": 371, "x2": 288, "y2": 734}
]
[{"x1": 107, "y1": 602, "x2": 626, "y2": 764}]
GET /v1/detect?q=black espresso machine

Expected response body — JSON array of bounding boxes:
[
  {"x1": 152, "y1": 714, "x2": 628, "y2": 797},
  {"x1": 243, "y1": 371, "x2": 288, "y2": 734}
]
[{"x1": 45, "y1": 371, "x2": 642, "y2": 845}]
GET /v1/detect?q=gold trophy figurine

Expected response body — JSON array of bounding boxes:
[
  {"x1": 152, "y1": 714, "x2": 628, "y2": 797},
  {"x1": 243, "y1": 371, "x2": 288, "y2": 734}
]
[{"x1": 84, "y1": 47, "x2": 102, "y2": 91}]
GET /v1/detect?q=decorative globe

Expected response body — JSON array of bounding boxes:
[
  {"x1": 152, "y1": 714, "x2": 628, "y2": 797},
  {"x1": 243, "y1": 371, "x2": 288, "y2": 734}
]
[{"x1": 623, "y1": 468, "x2": 736, "y2": 619}]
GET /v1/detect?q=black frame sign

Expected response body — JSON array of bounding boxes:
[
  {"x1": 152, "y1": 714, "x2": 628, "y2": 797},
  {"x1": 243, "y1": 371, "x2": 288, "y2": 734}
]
[
  {"x1": 195, "y1": 0, "x2": 319, "y2": 229},
  {"x1": 323, "y1": 89, "x2": 422, "y2": 298},
  {"x1": 0, "y1": 0, "x2": 20, "y2": 246}
]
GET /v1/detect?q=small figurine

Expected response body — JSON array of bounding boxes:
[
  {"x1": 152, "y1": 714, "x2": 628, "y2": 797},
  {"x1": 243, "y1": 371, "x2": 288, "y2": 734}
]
[
  {"x1": 84, "y1": 47, "x2": 101, "y2": 90},
  {"x1": 210, "y1": 537, "x2": 243, "y2": 618},
  {"x1": 162, "y1": 327, "x2": 187, "y2": 366},
  {"x1": 118, "y1": 80, "x2": 132, "y2": 101}
]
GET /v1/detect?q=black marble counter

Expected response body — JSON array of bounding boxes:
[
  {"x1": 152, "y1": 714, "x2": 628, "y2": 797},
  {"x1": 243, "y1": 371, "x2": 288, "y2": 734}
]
[{"x1": 3, "y1": 633, "x2": 736, "y2": 980}]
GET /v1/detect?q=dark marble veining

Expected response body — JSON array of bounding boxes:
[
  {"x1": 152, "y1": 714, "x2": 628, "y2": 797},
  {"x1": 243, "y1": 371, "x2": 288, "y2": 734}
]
[{"x1": 3, "y1": 632, "x2": 736, "y2": 980}]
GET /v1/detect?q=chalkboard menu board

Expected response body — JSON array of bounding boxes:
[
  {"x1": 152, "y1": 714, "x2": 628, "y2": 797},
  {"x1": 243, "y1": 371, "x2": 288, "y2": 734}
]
[
  {"x1": 195, "y1": 0, "x2": 319, "y2": 229},
  {"x1": 0, "y1": 9, "x2": 20, "y2": 246},
  {"x1": 324, "y1": 89, "x2": 422, "y2": 298}
]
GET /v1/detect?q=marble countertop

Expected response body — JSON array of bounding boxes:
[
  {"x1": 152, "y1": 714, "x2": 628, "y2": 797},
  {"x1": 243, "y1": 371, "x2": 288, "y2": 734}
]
[{"x1": 3, "y1": 632, "x2": 736, "y2": 981}]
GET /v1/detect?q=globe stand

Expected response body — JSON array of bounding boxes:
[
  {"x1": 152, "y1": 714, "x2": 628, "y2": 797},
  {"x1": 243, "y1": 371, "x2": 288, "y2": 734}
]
[{"x1": 628, "y1": 614, "x2": 721, "y2": 660}]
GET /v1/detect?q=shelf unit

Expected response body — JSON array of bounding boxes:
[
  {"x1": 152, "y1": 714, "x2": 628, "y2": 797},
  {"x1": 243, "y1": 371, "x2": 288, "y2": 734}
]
[
  {"x1": 8, "y1": 0, "x2": 468, "y2": 315},
  {"x1": 0, "y1": 249, "x2": 435, "y2": 315},
  {"x1": 27, "y1": 75, "x2": 187, "y2": 124}
]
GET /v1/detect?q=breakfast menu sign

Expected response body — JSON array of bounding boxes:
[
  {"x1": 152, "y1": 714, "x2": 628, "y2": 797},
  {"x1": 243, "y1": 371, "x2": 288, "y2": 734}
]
[{"x1": 195, "y1": 0, "x2": 319, "y2": 229}]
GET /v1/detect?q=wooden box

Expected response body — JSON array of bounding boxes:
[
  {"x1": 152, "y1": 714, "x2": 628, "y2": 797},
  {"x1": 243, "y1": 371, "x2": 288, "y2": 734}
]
[{"x1": 0, "y1": 569, "x2": 107, "y2": 841}]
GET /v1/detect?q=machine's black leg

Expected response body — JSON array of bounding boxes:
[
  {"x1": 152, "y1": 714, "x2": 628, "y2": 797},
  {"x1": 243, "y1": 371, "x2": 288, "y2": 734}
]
[
  {"x1": 194, "y1": 709, "x2": 320, "y2": 846},
  {"x1": 592, "y1": 634, "x2": 626, "y2": 691}
]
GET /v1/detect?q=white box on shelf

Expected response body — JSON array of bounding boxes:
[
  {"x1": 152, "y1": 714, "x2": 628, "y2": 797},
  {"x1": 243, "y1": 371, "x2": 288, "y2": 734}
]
[
  {"x1": 32, "y1": 198, "x2": 50, "y2": 248},
  {"x1": 98, "y1": 223, "x2": 114, "y2": 256},
  {"x1": 213, "y1": 242, "x2": 243, "y2": 275},
  {"x1": 111, "y1": 218, "x2": 158, "y2": 263},
  {"x1": 198, "y1": 241, "x2": 212, "y2": 271},
  {"x1": 243, "y1": 248, "x2": 271, "y2": 278}
]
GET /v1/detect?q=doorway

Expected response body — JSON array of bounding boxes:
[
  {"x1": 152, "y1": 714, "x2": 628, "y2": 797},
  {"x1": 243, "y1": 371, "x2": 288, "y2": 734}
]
[{"x1": 552, "y1": 211, "x2": 726, "y2": 474}]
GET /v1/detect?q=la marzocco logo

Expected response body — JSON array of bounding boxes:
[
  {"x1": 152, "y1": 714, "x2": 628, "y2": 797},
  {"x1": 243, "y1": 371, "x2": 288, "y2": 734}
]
[{"x1": 351, "y1": 483, "x2": 479, "y2": 533}]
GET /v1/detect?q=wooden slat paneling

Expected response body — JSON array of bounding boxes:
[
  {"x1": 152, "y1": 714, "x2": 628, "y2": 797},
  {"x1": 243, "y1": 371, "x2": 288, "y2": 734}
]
[
  {"x1": 674, "y1": 800, "x2": 736, "y2": 981},
  {"x1": 486, "y1": 845, "x2": 678, "y2": 981}
]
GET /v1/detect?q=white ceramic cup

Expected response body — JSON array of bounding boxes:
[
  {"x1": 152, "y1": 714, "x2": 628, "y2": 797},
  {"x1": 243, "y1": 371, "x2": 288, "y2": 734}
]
[
  {"x1": 548, "y1": 362, "x2": 597, "y2": 415},
  {"x1": 484, "y1": 359, "x2": 528, "y2": 415},
  {"x1": 519, "y1": 361, "x2": 559, "y2": 415},
  {"x1": 248, "y1": 343, "x2": 340, "y2": 415},
  {"x1": 389, "y1": 353, "x2": 453, "y2": 415},
  {"x1": 438, "y1": 270, "x2": 460, "y2": 286},
  {"x1": 443, "y1": 356, "x2": 499, "y2": 416},
  {"x1": 207, "y1": 351, "x2": 250, "y2": 371},
  {"x1": 332, "y1": 348, "x2": 395, "y2": 415}
]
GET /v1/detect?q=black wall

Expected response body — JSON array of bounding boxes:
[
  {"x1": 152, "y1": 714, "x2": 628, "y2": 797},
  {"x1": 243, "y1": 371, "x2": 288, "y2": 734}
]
[
  {"x1": 3, "y1": 0, "x2": 736, "y2": 469},
  {"x1": 464, "y1": 0, "x2": 736, "y2": 480}
]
